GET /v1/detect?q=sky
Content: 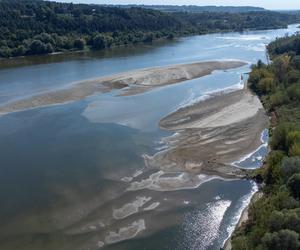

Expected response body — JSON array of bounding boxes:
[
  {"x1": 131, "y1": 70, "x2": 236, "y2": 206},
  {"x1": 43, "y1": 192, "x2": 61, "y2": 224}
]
[{"x1": 52, "y1": 0, "x2": 300, "y2": 10}]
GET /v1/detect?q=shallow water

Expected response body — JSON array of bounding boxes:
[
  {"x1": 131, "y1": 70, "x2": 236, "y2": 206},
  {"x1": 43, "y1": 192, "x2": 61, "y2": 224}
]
[{"x1": 0, "y1": 24, "x2": 299, "y2": 250}]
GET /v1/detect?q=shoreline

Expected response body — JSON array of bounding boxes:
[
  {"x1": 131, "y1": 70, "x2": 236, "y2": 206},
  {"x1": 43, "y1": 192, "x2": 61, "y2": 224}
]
[
  {"x1": 222, "y1": 191, "x2": 263, "y2": 250},
  {"x1": 0, "y1": 24, "x2": 292, "y2": 63}
]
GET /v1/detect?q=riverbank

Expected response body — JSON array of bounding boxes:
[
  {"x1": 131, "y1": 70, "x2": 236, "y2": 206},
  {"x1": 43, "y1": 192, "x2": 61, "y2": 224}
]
[
  {"x1": 0, "y1": 60, "x2": 246, "y2": 116},
  {"x1": 222, "y1": 191, "x2": 263, "y2": 250},
  {"x1": 225, "y1": 33, "x2": 300, "y2": 250}
]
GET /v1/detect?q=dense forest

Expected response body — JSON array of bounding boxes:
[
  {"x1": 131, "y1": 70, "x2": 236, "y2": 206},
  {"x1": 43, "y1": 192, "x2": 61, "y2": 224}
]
[
  {"x1": 231, "y1": 34, "x2": 300, "y2": 249},
  {"x1": 0, "y1": 0, "x2": 300, "y2": 58},
  {"x1": 114, "y1": 5, "x2": 266, "y2": 13}
]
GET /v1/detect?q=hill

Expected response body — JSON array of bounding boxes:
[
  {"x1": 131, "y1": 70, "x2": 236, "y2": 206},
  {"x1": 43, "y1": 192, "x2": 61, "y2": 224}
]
[
  {"x1": 0, "y1": 0, "x2": 299, "y2": 58},
  {"x1": 114, "y1": 5, "x2": 266, "y2": 13}
]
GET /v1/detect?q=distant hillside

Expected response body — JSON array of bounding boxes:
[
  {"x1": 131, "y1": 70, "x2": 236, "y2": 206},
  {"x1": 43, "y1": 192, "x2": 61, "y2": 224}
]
[
  {"x1": 111, "y1": 5, "x2": 266, "y2": 13},
  {"x1": 0, "y1": 0, "x2": 299, "y2": 58}
]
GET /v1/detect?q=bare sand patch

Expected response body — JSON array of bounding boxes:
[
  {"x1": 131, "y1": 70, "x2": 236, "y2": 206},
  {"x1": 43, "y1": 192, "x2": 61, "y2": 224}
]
[
  {"x1": 113, "y1": 196, "x2": 152, "y2": 219},
  {"x1": 104, "y1": 219, "x2": 146, "y2": 244},
  {"x1": 143, "y1": 202, "x2": 160, "y2": 211},
  {"x1": 147, "y1": 89, "x2": 269, "y2": 178},
  {"x1": 0, "y1": 60, "x2": 246, "y2": 115},
  {"x1": 127, "y1": 170, "x2": 219, "y2": 191}
]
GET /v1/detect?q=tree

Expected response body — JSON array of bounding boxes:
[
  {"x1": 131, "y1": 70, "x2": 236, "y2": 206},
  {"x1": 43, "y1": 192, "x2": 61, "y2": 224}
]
[
  {"x1": 92, "y1": 34, "x2": 106, "y2": 50},
  {"x1": 29, "y1": 40, "x2": 47, "y2": 55},
  {"x1": 287, "y1": 173, "x2": 300, "y2": 199},
  {"x1": 271, "y1": 123, "x2": 295, "y2": 152},
  {"x1": 286, "y1": 69, "x2": 300, "y2": 84},
  {"x1": 281, "y1": 157, "x2": 300, "y2": 182},
  {"x1": 74, "y1": 38, "x2": 85, "y2": 50},
  {"x1": 273, "y1": 55, "x2": 291, "y2": 82},
  {"x1": 268, "y1": 210, "x2": 284, "y2": 232},
  {"x1": 0, "y1": 46, "x2": 11, "y2": 58},
  {"x1": 289, "y1": 143, "x2": 300, "y2": 157},
  {"x1": 258, "y1": 77, "x2": 275, "y2": 94},
  {"x1": 262, "y1": 229, "x2": 300, "y2": 250}
]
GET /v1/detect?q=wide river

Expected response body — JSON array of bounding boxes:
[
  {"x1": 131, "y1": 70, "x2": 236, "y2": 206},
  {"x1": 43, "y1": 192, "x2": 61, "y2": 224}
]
[{"x1": 0, "y1": 24, "x2": 299, "y2": 250}]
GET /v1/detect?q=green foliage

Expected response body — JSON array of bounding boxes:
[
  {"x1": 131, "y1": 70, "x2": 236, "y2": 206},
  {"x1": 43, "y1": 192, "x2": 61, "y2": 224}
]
[
  {"x1": 269, "y1": 91, "x2": 289, "y2": 110},
  {"x1": 287, "y1": 83, "x2": 300, "y2": 101},
  {"x1": 74, "y1": 38, "x2": 85, "y2": 50},
  {"x1": 287, "y1": 173, "x2": 300, "y2": 199},
  {"x1": 289, "y1": 142, "x2": 300, "y2": 157},
  {"x1": 92, "y1": 35, "x2": 107, "y2": 50},
  {"x1": 262, "y1": 229, "x2": 300, "y2": 250},
  {"x1": 272, "y1": 55, "x2": 291, "y2": 82},
  {"x1": 263, "y1": 154, "x2": 282, "y2": 186},
  {"x1": 232, "y1": 34, "x2": 300, "y2": 250},
  {"x1": 281, "y1": 157, "x2": 300, "y2": 182},
  {"x1": 271, "y1": 123, "x2": 296, "y2": 151},
  {"x1": 258, "y1": 77, "x2": 275, "y2": 94}
]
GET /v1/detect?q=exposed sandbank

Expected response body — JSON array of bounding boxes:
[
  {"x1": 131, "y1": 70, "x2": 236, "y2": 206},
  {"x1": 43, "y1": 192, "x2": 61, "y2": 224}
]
[
  {"x1": 146, "y1": 88, "x2": 269, "y2": 178},
  {"x1": 113, "y1": 196, "x2": 152, "y2": 219},
  {"x1": 0, "y1": 60, "x2": 246, "y2": 115}
]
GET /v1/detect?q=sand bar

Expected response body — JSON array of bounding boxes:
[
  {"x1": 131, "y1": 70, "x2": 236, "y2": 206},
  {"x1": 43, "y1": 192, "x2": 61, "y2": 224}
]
[
  {"x1": 146, "y1": 88, "x2": 269, "y2": 178},
  {"x1": 0, "y1": 60, "x2": 246, "y2": 115}
]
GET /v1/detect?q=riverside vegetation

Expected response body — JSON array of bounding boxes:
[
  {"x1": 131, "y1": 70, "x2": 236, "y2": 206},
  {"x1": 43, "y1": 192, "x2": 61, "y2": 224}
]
[
  {"x1": 0, "y1": 0, "x2": 300, "y2": 58},
  {"x1": 231, "y1": 34, "x2": 300, "y2": 249}
]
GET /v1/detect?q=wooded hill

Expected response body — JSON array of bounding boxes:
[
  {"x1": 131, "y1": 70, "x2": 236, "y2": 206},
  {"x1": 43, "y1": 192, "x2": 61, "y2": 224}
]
[{"x1": 0, "y1": 0, "x2": 299, "y2": 58}]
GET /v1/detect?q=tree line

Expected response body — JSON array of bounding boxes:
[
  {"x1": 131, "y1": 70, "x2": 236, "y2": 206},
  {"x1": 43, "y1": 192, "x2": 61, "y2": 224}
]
[
  {"x1": 231, "y1": 33, "x2": 300, "y2": 250},
  {"x1": 0, "y1": 0, "x2": 299, "y2": 58}
]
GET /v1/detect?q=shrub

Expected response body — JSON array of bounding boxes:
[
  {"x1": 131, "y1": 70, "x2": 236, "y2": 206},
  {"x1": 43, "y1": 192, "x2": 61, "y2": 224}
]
[
  {"x1": 271, "y1": 123, "x2": 296, "y2": 152},
  {"x1": 289, "y1": 143, "x2": 300, "y2": 157},
  {"x1": 92, "y1": 34, "x2": 106, "y2": 50},
  {"x1": 262, "y1": 229, "x2": 300, "y2": 250},
  {"x1": 281, "y1": 157, "x2": 300, "y2": 182},
  {"x1": 74, "y1": 38, "x2": 85, "y2": 50},
  {"x1": 287, "y1": 173, "x2": 300, "y2": 199}
]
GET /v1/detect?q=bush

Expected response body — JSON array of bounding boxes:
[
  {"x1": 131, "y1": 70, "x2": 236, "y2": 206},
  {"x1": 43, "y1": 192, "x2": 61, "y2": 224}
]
[
  {"x1": 0, "y1": 46, "x2": 11, "y2": 58},
  {"x1": 74, "y1": 38, "x2": 85, "y2": 50},
  {"x1": 281, "y1": 157, "x2": 300, "y2": 182},
  {"x1": 11, "y1": 45, "x2": 26, "y2": 57},
  {"x1": 258, "y1": 77, "x2": 275, "y2": 94},
  {"x1": 272, "y1": 55, "x2": 291, "y2": 82},
  {"x1": 287, "y1": 83, "x2": 300, "y2": 101},
  {"x1": 269, "y1": 91, "x2": 289, "y2": 110},
  {"x1": 28, "y1": 40, "x2": 49, "y2": 55},
  {"x1": 287, "y1": 173, "x2": 300, "y2": 199},
  {"x1": 262, "y1": 229, "x2": 300, "y2": 250},
  {"x1": 289, "y1": 143, "x2": 300, "y2": 157},
  {"x1": 286, "y1": 69, "x2": 300, "y2": 84},
  {"x1": 271, "y1": 123, "x2": 296, "y2": 152},
  {"x1": 92, "y1": 34, "x2": 106, "y2": 50}
]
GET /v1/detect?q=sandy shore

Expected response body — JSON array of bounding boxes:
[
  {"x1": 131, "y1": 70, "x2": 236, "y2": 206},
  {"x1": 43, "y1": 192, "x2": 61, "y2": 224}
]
[
  {"x1": 0, "y1": 60, "x2": 246, "y2": 115},
  {"x1": 146, "y1": 88, "x2": 269, "y2": 178},
  {"x1": 222, "y1": 191, "x2": 263, "y2": 250}
]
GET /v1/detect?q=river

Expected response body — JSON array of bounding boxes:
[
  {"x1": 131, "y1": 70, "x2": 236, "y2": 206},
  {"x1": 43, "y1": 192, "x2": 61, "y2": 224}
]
[{"x1": 0, "y1": 24, "x2": 299, "y2": 250}]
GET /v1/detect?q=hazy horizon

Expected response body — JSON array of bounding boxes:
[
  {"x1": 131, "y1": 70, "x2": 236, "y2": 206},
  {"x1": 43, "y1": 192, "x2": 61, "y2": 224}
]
[{"x1": 49, "y1": 0, "x2": 300, "y2": 10}]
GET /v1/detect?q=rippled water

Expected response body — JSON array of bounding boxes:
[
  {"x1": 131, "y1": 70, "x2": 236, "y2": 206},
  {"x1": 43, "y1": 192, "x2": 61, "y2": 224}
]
[{"x1": 0, "y1": 24, "x2": 299, "y2": 250}]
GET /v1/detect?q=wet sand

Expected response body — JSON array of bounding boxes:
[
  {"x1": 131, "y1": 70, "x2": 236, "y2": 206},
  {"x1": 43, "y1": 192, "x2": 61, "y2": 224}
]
[
  {"x1": 0, "y1": 60, "x2": 245, "y2": 115},
  {"x1": 146, "y1": 88, "x2": 269, "y2": 178}
]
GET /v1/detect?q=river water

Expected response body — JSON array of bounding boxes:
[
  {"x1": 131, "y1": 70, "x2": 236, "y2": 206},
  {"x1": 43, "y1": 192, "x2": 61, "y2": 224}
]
[{"x1": 0, "y1": 24, "x2": 299, "y2": 250}]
